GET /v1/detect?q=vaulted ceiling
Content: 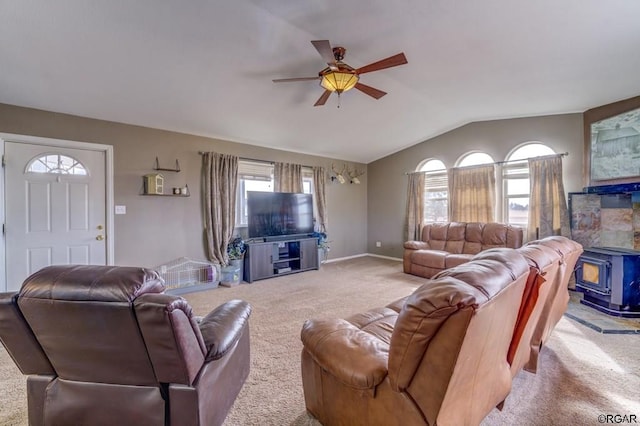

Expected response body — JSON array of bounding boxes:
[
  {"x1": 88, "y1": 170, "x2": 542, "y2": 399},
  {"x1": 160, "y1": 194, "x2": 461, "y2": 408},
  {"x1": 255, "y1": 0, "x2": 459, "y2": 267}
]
[{"x1": 1, "y1": 1, "x2": 639, "y2": 163}]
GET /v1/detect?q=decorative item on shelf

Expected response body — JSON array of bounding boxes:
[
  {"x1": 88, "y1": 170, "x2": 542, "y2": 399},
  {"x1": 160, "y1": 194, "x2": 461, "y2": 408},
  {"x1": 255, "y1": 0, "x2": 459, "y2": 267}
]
[
  {"x1": 154, "y1": 157, "x2": 181, "y2": 172},
  {"x1": 170, "y1": 184, "x2": 190, "y2": 196},
  {"x1": 330, "y1": 163, "x2": 347, "y2": 184},
  {"x1": 348, "y1": 168, "x2": 365, "y2": 184},
  {"x1": 143, "y1": 173, "x2": 164, "y2": 194},
  {"x1": 311, "y1": 231, "x2": 330, "y2": 264}
]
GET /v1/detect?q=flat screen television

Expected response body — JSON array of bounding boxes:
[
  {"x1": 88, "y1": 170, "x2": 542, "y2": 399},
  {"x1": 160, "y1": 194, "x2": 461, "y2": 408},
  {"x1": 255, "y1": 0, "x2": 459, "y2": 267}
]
[{"x1": 247, "y1": 191, "x2": 314, "y2": 239}]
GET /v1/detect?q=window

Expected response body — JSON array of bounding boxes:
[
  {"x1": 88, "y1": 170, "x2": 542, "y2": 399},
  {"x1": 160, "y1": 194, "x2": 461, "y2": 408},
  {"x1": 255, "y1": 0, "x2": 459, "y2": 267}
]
[
  {"x1": 418, "y1": 159, "x2": 448, "y2": 223},
  {"x1": 456, "y1": 151, "x2": 494, "y2": 167},
  {"x1": 235, "y1": 160, "x2": 313, "y2": 227},
  {"x1": 503, "y1": 143, "x2": 555, "y2": 226},
  {"x1": 27, "y1": 154, "x2": 87, "y2": 175}
]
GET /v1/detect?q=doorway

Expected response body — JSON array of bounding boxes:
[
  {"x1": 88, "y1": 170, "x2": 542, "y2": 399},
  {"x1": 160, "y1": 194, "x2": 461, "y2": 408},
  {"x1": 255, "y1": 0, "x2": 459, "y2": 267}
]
[{"x1": 1, "y1": 134, "x2": 114, "y2": 292}]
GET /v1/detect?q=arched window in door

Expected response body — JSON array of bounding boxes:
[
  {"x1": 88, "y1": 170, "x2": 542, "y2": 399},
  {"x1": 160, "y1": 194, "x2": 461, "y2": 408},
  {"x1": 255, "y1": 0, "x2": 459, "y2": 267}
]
[{"x1": 26, "y1": 154, "x2": 88, "y2": 175}]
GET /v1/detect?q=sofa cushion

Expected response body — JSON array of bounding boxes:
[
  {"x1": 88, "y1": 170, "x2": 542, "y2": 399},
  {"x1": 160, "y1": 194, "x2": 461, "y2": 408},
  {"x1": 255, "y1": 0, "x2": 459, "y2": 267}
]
[
  {"x1": 411, "y1": 250, "x2": 448, "y2": 269},
  {"x1": 404, "y1": 240, "x2": 430, "y2": 250},
  {"x1": 346, "y1": 307, "x2": 398, "y2": 345},
  {"x1": 445, "y1": 253, "x2": 474, "y2": 269},
  {"x1": 301, "y1": 318, "x2": 389, "y2": 390}
]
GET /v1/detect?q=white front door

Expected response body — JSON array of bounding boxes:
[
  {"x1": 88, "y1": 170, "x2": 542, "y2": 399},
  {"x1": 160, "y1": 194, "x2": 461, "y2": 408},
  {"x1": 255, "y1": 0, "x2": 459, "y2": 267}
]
[{"x1": 4, "y1": 142, "x2": 107, "y2": 291}]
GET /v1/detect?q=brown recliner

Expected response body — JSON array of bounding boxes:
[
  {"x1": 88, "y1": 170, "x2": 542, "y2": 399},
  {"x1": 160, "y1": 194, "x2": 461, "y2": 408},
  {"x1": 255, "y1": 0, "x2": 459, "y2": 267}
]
[
  {"x1": 508, "y1": 241, "x2": 563, "y2": 377},
  {"x1": 301, "y1": 248, "x2": 530, "y2": 426},
  {"x1": 0, "y1": 265, "x2": 252, "y2": 426},
  {"x1": 523, "y1": 236, "x2": 583, "y2": 372}
]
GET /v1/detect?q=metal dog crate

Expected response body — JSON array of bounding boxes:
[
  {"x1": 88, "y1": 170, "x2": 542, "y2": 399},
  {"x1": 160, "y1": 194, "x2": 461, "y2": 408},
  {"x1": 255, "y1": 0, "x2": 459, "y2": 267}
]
[{"x1": 154, "y1": 257, "x2": 220, "y2": 295}]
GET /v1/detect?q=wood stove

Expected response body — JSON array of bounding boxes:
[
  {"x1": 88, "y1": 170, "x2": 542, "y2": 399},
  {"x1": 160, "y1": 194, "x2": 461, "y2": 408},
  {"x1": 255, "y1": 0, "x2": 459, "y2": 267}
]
[{"x1": 575, "y1": 247, "x2": 640, "y2": 317}]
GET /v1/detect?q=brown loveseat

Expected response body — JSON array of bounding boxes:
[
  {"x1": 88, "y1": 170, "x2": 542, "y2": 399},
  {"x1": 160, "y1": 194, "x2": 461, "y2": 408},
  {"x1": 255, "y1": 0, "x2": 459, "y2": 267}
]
[
  {"x1": 403, "y1": 222, "x2": 524, "y2": 278},
  {"x1": 0, "y1": 265, "x2": 252, "y2": 426},
  {"x1": 301, "y1": 236, "x2": 581, "y2": 425}
]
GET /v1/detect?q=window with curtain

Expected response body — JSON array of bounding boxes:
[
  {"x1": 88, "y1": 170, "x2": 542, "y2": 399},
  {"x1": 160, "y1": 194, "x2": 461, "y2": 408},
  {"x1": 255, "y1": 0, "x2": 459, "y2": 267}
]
[
  {"x1": 503, "y1": 143, "x2": 556, "y2": 227},
  {"x1": 456, "y1": 151, "x2": 494, "y2": 167},
  {"x1": 235, "y1": 160, "x2": 312, "y2": 227},
  {"x1": 450, "y1": 151, "x2": 495, "y2": 222},
  {"x1": 418, "y1": 158, "x2": 448, "y2": 223}
]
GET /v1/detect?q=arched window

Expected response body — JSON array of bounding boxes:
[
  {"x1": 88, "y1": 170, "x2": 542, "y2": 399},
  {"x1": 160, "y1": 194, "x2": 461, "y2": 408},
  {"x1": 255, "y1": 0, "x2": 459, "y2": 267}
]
[
  {"x1": 503, "y1": 143, "x2": 555, "y2": 226},
  {"x1": 26, "y1": 154, "x2": 87, "y2": 175},
  {"x1": 456, "y1": 151, "x2": 494, "y2": 167},
  {"x1": 418, "y1": 159, "x2": 448, "y2": 223}
]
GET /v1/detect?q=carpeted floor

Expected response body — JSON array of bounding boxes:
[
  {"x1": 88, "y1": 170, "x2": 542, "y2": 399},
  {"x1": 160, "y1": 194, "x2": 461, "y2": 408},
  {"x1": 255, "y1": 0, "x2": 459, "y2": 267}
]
[{"x1": 1, "y1": 256, "x2": 639, "y2": 425}]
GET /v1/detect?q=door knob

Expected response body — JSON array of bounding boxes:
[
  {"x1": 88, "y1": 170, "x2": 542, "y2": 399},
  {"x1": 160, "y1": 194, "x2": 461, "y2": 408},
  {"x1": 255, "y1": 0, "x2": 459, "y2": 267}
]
[
  {"x1": 96, "y1": 235, "x2": 105, "y2": 241},
  {"x1": 97, "y1": 225, "x2": 104, "y2": 230}
]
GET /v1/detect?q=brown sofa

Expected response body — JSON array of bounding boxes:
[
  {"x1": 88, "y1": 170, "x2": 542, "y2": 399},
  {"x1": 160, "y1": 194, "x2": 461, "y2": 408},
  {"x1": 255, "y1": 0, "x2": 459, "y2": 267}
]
[
  {"x1": 301, "y1": 236, "x2": 581, "y2": 425},
  {"x1": 0, "y1": 265, "x2": 252, "y2": 426},
  {"x1": 403, "y1": 222, "x2": 524, "y2": 278},
  {"x1": 522, "y1": 236, "x2": 583, "y2": 372}
]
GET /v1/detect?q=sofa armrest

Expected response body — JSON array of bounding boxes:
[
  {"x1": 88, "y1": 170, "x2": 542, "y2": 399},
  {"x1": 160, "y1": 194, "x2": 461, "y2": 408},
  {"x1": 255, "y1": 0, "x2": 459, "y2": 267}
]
[
  {"x1": 404, "y1": 241, "x2": 430, "y2": 250},
  {"x1": 199, "y1": 299, "x2": 252, "y2": 361},
  {"x1": 301, "y1": 318, "x2": 388, "y2": 390},
  {"x1": 0, "y1": 292, "x2": 55, "y2": 375}
]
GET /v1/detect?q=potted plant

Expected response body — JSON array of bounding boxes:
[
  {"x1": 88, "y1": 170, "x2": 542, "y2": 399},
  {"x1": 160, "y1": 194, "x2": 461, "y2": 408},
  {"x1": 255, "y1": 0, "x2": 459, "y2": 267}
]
[
  {"x1": 227, "y1": 236, "x2": 246, "y2": 281},
  {"x1": 311, "y1": 231, "x2": 330, "y2": 264},
  {"x1": 227, "y1": 236, "x2": 246, "y2": 262}
]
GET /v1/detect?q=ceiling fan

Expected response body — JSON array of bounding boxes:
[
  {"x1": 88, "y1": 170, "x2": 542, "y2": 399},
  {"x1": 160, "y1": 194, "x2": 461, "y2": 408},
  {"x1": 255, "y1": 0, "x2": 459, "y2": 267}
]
[{"x1": 272, "y1": 40, "x2": 408, "y2": 107}]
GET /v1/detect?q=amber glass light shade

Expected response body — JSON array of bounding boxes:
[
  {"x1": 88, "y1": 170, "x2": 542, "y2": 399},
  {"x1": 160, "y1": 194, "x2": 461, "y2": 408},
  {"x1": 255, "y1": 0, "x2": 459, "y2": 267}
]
[{"x1": 320, "y1": 71, "x2": 359, "y2": 93}]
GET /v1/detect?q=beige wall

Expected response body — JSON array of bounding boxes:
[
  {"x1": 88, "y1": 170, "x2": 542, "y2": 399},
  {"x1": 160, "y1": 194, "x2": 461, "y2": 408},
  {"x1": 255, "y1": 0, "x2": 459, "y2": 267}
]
[
  {"x1": 367, "y1": 113, "x2": 585, "y2": 258},
  {"x1": 0, "y1": 103, "x2": 367, "y2": 267}
]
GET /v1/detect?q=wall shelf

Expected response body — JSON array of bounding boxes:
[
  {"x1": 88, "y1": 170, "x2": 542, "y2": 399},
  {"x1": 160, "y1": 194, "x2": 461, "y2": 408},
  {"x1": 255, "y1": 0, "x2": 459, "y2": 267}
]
[
  {"x1": 141, "y1": 193, "x2": 190, "y2": 197},
  {"x1": 142, "y1": 158, "x2": 189, "y2": 196},
  {"x1": 153, "y1": 157, "x2": 181, "y2": 172}
]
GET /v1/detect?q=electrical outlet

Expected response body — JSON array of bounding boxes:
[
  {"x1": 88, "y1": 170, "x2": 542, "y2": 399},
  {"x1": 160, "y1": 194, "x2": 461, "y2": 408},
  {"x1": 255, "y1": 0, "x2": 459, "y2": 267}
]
[{"x1": 376, "y1": 241, "x2": 382, "y2": 247}]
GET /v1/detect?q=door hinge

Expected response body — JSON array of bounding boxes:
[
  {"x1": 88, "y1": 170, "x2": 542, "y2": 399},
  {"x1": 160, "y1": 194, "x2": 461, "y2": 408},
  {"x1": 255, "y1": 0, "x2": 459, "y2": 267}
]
[{"x1": 1, "y1": 154, "x2": 5, "y2": 167}]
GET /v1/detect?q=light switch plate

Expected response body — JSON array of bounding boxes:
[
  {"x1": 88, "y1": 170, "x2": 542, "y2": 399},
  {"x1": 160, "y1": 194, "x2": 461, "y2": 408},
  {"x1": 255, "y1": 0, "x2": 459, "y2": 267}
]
[{"x1": 115, "y1": 205, "x2": 126, "y2": 215}]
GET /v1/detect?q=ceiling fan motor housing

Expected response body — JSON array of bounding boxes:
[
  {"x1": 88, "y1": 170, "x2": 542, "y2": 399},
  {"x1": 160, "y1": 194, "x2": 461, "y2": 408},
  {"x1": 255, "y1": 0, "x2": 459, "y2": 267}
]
[{"x1": 332, "y1": 46, "x2": 346, "y2": 61}]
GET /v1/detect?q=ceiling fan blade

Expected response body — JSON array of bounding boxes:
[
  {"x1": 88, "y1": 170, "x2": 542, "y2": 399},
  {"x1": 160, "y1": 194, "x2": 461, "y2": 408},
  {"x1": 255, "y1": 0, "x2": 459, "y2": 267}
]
[
  {"x1": 273, "y1": 77, "x2": 321, "y2": 83},
  {"x1": 354, "y1": 82, "x2": 387, "y2": 99},
  {"x1": 355, "y1": 52, "x2": 408, "y2": 75},
  {"x1": 314, "y1": 90, "x2": 332, "y2": 107},
  {"x1": 311, "y1": 40, "x2": 338, "y2": 70}
]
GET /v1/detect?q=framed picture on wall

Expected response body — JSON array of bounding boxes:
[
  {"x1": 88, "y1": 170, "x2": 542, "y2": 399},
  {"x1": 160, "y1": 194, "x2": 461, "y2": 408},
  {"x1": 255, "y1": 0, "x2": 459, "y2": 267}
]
[{"x1": 583, "y1": 95, "x2": 640, "y2": 186}]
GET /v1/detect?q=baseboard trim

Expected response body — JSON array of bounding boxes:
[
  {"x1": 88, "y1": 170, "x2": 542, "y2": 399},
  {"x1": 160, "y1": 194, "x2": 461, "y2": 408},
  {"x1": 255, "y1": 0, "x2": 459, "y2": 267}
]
[
  {"x1": 322, "y1": 253, "x2": 402, "y2": 264},
  {"x1": 366, "y1": 253, "x2": 403, "y2": 262},
  {"x1": 322, "y1": 253, "x2": 368, "y2": 264}
]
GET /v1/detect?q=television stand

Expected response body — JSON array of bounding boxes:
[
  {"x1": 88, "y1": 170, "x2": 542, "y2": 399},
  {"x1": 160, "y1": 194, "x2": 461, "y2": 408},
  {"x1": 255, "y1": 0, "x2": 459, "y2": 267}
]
[
  {"x1": 263, "y1": 234, "x2": 310, "y2": 242},
  {"x1": 244, "y1": 236, "x2": 319, "y2": 283}
]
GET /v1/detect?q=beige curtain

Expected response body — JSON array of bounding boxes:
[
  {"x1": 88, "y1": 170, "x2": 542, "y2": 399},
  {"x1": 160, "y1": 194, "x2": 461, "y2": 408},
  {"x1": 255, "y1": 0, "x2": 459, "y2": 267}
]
[
  {"x1": 202, "y1": 152, "x2": 238, "y2": 265},
  {"x1": 274, "y1": 162, "x2": 303, "y2": 193},
  {"x1": 313, "y1": 166, "x2": 328, "y2": 232},
  {"x1": 448, "y1": 164, "x2": 496, "y2": 222},
  {"x1": 405, "y1": 172, "x2": 425, "y2": 241},
  {"x1": 527, "y1": 155, "x2": 569, "y2": 241}
]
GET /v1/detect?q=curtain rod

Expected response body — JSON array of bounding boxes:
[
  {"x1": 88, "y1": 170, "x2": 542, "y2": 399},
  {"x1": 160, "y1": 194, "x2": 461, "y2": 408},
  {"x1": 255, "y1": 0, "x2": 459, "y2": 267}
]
[
  {"x1": 197, "y1": 151, "x2": 319, "y2": 170},
  {"x1": 405, "y1": 152, "x2": 569, "y2": 175},
  {"x1": 198, "y1": 151, "x2": 271, "y2": 164}
]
